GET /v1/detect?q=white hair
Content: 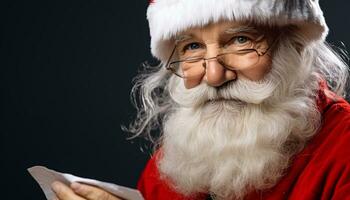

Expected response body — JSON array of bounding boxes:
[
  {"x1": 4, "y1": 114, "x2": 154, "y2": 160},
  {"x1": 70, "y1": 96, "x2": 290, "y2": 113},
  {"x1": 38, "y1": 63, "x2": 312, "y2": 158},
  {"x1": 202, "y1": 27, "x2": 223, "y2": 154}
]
[{"x1": 123, "y1": 26, "x2": 349, "y2": 199}]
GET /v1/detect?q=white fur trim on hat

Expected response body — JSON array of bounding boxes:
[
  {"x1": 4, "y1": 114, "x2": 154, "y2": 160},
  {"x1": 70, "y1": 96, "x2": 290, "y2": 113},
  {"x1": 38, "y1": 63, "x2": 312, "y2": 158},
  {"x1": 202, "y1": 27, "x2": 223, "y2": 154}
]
[{"x1": 147, "y1": 0, "x2": 328, "y2": 61}]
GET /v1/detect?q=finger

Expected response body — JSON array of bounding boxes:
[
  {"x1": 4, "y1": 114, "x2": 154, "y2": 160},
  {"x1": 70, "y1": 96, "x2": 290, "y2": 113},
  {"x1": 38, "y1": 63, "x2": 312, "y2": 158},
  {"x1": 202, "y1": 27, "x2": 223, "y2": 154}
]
[
  {"x1": 51, "y1": 181, "x2": 86, "y2": 200},
  {"x1": 71, "y1": 182, "x2": 121, "y2": 200}
]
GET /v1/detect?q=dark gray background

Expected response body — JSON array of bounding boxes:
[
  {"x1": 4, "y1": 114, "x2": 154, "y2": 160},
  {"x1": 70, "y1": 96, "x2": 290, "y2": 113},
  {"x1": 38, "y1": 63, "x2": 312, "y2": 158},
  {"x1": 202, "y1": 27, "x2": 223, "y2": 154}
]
[{"x1": 1, "y1": 1, "x2": 349, "y2": 199}]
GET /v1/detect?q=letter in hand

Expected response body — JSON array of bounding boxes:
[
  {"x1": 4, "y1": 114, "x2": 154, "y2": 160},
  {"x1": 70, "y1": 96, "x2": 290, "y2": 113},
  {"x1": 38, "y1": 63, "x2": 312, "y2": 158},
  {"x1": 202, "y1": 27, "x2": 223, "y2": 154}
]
[{"x1": 51, "y1": 181, "x2": 123, "y2": 200}]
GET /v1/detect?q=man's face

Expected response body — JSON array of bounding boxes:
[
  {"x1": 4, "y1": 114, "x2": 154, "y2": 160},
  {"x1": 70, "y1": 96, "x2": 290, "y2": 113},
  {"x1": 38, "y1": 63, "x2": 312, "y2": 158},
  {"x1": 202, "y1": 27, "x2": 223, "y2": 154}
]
[
  {"x1": 174, "y1": 20, "x2": 273, "y2": 89},
  {"x1": 158, "y1": 20, "x2": 320, "y2": 199}
]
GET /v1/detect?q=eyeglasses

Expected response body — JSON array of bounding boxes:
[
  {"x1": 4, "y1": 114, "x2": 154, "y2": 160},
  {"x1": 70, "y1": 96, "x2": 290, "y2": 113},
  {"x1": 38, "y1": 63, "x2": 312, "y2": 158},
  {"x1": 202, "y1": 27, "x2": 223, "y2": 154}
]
[{"x1": 165, "y1": 37, "x2": 275, "y2": 79}]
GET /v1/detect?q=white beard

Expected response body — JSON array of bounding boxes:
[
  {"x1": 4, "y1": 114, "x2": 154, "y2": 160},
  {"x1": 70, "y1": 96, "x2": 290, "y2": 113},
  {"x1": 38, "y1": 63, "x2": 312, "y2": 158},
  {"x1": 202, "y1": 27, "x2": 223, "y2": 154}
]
[{"x1": 157, "y1": 40, "x2": 321, "y2": 199}]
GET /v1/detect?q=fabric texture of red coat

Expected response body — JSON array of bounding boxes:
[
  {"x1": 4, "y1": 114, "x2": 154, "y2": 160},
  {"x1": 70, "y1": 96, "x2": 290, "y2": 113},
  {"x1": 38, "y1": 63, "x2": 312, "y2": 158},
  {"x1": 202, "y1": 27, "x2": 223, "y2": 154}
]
[{"x1": 137, "y1": 83, "x2": 350, "y2": 200}]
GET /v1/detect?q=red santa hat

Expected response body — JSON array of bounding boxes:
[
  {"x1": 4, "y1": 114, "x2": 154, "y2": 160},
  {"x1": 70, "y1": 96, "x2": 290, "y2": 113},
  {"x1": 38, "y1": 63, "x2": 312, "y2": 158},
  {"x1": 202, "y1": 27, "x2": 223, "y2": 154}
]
[{"x1": 147, "y1": 0, "x2": 328, "y2": 61}]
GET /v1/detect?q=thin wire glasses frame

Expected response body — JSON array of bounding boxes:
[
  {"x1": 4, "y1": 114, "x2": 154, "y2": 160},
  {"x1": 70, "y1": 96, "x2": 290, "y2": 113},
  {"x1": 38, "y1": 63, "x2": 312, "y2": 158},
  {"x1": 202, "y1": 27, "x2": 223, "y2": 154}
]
[{"x1": 165, "y1": 36, "x2": 278, "y2": 79}]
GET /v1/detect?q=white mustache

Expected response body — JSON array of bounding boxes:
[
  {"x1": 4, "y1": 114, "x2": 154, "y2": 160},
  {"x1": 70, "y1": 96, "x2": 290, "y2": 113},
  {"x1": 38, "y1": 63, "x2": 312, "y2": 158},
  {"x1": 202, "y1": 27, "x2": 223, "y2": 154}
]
[{"x1": 169, "y1": 75, "x2": 278, "y2": 108}]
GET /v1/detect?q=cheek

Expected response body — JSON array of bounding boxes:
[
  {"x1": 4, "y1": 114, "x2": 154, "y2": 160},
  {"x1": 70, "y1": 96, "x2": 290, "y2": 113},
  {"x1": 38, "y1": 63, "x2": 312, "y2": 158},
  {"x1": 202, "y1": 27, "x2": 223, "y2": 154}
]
[
  {"x1": 184, "y1": 78, "x2": 203, "y2": 89},
  {"x1": 183, "y1": 67, "x2": 205, "y2": 89},
  {"x1": 237, "y1": 56, "x2": 272, "y2": 81},
  {"x1": 180, "y1": 63, "x2": 206, "y2": 89}
]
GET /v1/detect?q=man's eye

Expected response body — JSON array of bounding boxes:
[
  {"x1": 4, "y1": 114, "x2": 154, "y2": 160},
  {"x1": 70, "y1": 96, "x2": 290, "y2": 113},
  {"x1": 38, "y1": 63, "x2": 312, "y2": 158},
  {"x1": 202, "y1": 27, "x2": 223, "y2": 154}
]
[
  {"x1": 183, "y1": 43, "x2": 201, "y2": 51},
  {"x1": 233, "y1": 36, "x2": 250, "y2": 44}
]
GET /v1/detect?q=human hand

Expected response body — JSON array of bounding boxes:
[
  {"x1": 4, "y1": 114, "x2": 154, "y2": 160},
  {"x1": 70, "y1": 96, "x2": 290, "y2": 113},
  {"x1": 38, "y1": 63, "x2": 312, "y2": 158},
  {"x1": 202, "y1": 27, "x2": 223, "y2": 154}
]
[{"x1": 51, "y1": 181, "x2": 123, "y2": 200}]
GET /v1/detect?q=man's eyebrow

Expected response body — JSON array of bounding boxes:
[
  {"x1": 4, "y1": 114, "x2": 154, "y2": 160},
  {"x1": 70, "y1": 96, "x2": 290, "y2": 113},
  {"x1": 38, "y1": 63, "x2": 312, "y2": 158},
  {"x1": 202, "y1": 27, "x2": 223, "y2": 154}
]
[
  {"x1": 174, "y1": 26, "x2": 259, "y2": 44},
  {"x1": 224, "y1": 26, "x2": 258, "y2": 35},
  {"x1": 174, "y1": 34, "x2": 193, "y2": 45}
]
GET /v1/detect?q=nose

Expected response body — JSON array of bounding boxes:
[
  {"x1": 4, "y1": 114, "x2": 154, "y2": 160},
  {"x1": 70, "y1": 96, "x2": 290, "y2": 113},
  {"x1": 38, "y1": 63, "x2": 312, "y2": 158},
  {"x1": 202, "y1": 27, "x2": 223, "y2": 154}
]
[{"x1": 204, "y1": 59, "x2": 236, "y2": 87}]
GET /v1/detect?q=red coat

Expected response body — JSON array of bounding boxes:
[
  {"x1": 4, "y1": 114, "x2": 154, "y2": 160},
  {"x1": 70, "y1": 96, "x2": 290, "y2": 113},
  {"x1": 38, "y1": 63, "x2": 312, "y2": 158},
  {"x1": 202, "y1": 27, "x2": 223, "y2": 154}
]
[{"x1": 137, "y1": 84, "x2": 350, "y2": 200}]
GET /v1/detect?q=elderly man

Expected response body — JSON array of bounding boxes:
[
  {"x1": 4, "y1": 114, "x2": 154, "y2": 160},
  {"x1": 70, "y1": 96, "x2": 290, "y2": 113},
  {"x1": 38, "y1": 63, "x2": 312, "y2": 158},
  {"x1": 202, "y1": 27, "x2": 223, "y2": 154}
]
[{"x1": 51, "y1": 0, "x2": 350, "y2": 199}]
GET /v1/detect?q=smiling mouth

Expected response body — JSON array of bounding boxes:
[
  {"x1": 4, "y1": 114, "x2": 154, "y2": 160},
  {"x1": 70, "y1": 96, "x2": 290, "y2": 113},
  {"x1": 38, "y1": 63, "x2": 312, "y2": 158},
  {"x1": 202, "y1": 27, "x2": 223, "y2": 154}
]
[
  {"x1": 206, "y1": 97, "x2": 244, "y2": 104},
  {"x1": 208, "y1": 98, "x2": 227, "y2": 102}
]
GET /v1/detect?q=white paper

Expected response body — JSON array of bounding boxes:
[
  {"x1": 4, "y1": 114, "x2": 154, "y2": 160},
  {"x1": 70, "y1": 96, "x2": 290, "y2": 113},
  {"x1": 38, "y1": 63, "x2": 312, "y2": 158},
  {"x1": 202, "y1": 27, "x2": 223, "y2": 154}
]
[{"x1": 28, "y1": 166, "x2": 144, "y2": 200}]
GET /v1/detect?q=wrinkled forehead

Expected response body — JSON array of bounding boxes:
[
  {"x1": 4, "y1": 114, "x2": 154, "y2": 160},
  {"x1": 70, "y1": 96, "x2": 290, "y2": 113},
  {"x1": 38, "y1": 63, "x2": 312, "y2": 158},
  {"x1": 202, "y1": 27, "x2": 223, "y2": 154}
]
[{"x1": 174, "y1": 20, "x2": 270, "y2": 44}]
